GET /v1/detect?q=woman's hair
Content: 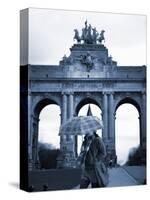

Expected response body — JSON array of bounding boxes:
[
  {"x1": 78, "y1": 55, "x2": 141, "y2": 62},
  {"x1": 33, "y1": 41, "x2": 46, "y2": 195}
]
[
  {"x1": 93, "y1": 132, "x2": 99, "y2": 137},
  {"x1": 84, "y1": 132, "x2": 99, "y2": 140}
]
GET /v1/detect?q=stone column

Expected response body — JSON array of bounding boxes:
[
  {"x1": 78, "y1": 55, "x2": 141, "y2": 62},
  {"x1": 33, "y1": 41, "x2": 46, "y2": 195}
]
[
  {"x1": 61, "y1": 92, "x2": 67, "y2": 124},
  {"x1": 58, "y1": 91, "x2": 76, "y2": 168},
  {"x1": 68, "y1": 92, "x2": 76, "y2": 163},
  {"x1": 67, "y1": 92, "x2": 73, "y2": 143},
  {"x1": 109, "y1": 92, "x2": 115, "y2": 143},
  {"x1": 60, "y1": 92, "x2": 67, "y2": 145},
  {"x1": 102, "y1": 92, "x2": 108, "y2": 141},
  {"x1": 141, "y1": 91, "x2": 146, "y2": 149},
  {"x1": 139, "y1": 114, "x2": 142, "y2": 147},
  {"x1": 28, "y1": 91, "x2": 32, "y2": 170},
  {"x1": 68, "y1": 92, "x2": 74, "y2": 119},
  {"x1": 32, "y1": 115, "x2": 40, "y2": 169},
  {"x1": 108, "y1": 92, "x2": 116, "y2": 165}
]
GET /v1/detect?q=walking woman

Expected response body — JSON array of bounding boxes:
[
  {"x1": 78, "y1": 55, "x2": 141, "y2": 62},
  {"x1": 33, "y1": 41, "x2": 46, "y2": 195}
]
[{"x1": 78, "y1": 132, "x2": 108, "y2": 188}]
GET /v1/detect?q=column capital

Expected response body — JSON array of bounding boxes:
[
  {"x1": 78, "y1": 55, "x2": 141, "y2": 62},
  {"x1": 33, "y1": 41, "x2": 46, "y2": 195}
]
[
  {"x1": 43, "y1": 92, "x2": 51, "y2": 98},
  {"x1": 68, "y1": 91, "x2": 74, "y2": 95},
  {"x1": 102, "y1": 91, "x2": 108, "y2": 95},
  {"x1": 28, "y1": 91, "x2": 32, "y2": 96},
  {"x1": 141, "y1": 90, "x2": 146, "y2": 96},
  {"x1": 125, "y1": 92, "x2": 131, "y2": 98},
  {"x1": 109, "y1": 91, "x2": 115, "y2": 95},
  {"x1": 102, "y1": 91, "x2": 114, "y2": 95},
  {"x1": 32, "y1": 115, "x2": 40, "y2": 122},
  {"x1": 139, "y1": 111, "x2": 144, "y2": 117},
  {"x1": 62, "y1": 91, "x2": 74, "y2": 95},
  {"x1": 85, "y1": 92, "x2": 92, "y2": 97},
  {"x1": 61, "y1": 91, "x2": 67, "y2": 95},
  {"x1": 114, "y1": 112, "x2": 116, "y2": 117}
]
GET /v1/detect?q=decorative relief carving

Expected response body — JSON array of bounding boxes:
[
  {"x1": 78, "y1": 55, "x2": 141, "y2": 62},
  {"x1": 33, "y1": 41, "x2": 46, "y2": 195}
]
[
  {"x1": 80, "y1": 52, "x2": 95, "y2": 72},
  {"x1": 125, "y1": 92, "x2": 131, "y2": 97},
  {"x1": 85, "y1": 92, "x2": 92, "y2": 97}
]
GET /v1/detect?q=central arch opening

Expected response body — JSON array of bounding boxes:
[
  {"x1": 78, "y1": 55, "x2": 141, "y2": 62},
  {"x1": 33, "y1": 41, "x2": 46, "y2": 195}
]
[
  {"x1": 115, "y1": 101, "x2": 140, "y2": 165},
  {"x1": 76, "y1": 98, "x2": 102, "y2": 155}
]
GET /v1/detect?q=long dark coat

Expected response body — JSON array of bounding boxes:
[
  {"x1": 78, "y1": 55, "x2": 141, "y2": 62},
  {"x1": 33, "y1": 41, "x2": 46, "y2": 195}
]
[{"x1": 79, "y1": 136, "x2": 108, "y2": 186}]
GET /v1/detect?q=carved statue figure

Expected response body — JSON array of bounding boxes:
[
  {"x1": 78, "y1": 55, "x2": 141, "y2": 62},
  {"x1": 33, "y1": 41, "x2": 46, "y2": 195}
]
[
  {"x1": 85, "y1": 20, "x2": 88, "y2": 29},
  {"x1": 62, "y1": 54, "x2": 68, "y2": 64},
  {"x1": 92, "y1": 27, "x2": 99, "y2": 44},
  {"x1": 81, "y1": 28, "x2": 87, "y2": 42},
  {"x1": 86, "y1": 52, "x2": 93, "y2": 66},
  {"x1": 107, "y1": 55, "x2": 113, "y2": 65},
  {"x1": 80, "y1": 52, "x2": 94, "y2": 71},
  {"x1": 74, "y1": 29, "x2": 81, "y2": 43},
  {"x1": 98, "y1": 30, "x2": 105, "y2": 43},
  {"x1": 81, "y1": 20, "x2": 90, "y2": 43},
  {"x1": 61, "y1": 54, "x2": 73, "y2": 65},
  {"x1": 87, "y1": 24, "x2": 93, "y2": 44}
]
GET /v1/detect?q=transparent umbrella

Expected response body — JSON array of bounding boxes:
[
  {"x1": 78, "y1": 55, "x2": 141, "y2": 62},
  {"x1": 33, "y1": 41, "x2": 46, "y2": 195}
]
[{"x1": 59, "y1": 116, "x2": 103, "y2": 136}]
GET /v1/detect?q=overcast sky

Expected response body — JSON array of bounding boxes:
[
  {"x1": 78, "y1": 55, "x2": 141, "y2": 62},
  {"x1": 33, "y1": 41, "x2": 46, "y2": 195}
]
[
  {"x1": 26, "y1": 8, "x2": 145, "y2": 165},
  {"x1": 23, "y1": 7, "x2": 147, "y2": 66}
]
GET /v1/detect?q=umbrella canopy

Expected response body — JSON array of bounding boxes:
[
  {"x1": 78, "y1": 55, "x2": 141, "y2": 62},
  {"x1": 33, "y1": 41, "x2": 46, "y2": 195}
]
[{"x1": 59, "y1": 116, "x2": 103, "y2": 136}]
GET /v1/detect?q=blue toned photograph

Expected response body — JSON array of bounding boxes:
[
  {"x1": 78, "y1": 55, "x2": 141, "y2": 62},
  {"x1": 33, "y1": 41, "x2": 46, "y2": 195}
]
[{"x1": 20, "y1": 8, "x2": 146, "y2": 192}]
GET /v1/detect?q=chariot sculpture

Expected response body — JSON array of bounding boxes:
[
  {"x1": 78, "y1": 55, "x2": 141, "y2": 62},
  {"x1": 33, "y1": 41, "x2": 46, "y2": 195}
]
[{"x1": 74, "y1": 20, "x2": 105, "y2": 44}]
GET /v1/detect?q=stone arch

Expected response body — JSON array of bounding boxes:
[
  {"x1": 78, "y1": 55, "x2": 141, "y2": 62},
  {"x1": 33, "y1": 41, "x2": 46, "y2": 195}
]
[
  {"x1": 75, "y1": 96, "x2": 102, "y2": 116},
  {"x1": 33, "y1": 96, "x2": 60, "y2": 117},
  {"x1": 115, "y1": 96, "x2": 141, "y2": 115}
]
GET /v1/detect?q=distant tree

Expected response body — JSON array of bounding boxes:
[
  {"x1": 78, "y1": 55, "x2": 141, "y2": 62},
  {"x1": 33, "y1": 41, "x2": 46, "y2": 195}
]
[
  {"x1": 38, "y1": 142, "x2": 61, "y2": 169},
  {"x1": 125, "y1": 146, "x2": 146, "y2": 166}
]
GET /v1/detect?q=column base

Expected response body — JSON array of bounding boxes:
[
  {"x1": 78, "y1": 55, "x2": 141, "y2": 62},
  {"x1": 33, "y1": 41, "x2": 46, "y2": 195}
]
[
  {"x1": 28, "y1": 159, "x2": 41, "y2": 170},
  {"x1": 59, "y1": 137, "x2": 77, "y2": 168},
  {"x1": 104, "y1": 139, "x2": 117, "y2": 167},
  {"x1": 141, "y1": 137, "x2": 146, "y2": 150},
  {"x1": 35, "y1": 160, "x2": 41, "y2": 169},
  {"x1": 57, "y1": 151, "x2": 77, "y2": 168},
  {"x1": 28, "y1": 159, "x2": 33, "y2": 171},
  {"x1": 31, "y1": 160, "x2": 41, "y2": 170}
]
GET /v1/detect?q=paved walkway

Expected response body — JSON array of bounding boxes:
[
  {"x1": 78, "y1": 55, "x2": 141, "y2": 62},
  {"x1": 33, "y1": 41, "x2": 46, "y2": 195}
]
[
  {"x1": 122, "y1": 166, "x2": 146, "y2": 184},
  {"x1": 29, "y1": 166, "x2": 145, "y2": 191},
  {"x1": 73, "y1": 167, "x2": 141, "y2": 189},
  {"x1": 107, "y1": 167, "x2": 139, "y2": 187}
]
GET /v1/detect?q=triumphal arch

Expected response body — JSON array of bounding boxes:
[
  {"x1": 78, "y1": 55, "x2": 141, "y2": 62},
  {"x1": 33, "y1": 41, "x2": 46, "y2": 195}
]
[{"x1": 27, "y1": 21, "x2": 146, "y2": 169}]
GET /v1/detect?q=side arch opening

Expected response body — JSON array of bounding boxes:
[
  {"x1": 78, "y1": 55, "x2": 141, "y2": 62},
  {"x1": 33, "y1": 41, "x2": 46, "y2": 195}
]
[
  {"x1": 33, "y1": 98, "x2": 61, "y2": 169},
  {"x1": 115, "y1": 98, "x2": 140, "y2": 165}
]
